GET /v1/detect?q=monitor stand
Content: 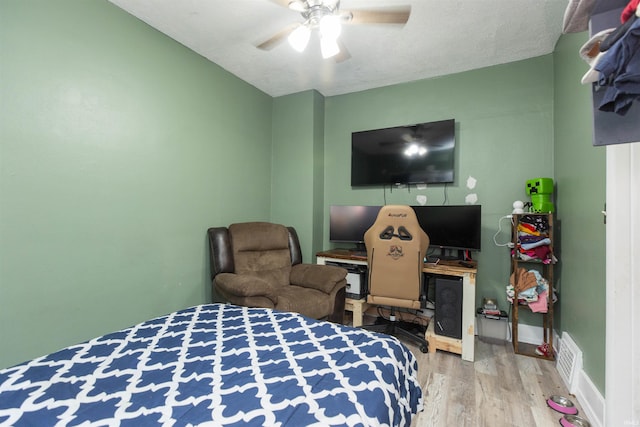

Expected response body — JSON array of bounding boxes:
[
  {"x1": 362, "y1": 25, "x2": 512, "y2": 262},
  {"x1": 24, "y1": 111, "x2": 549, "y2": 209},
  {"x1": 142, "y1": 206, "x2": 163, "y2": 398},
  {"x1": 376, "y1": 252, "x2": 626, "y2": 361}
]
[
  {"x1": 438, "y1": 248, "x2": 467, "y2": 261},
  {"x1": 350, "y1": 242, "x2": 367, "y2": 257}
]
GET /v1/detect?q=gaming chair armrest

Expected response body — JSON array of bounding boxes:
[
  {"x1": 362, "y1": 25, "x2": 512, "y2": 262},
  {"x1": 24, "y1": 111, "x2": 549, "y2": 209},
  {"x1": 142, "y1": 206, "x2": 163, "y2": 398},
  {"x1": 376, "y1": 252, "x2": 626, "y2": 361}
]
[
  {"x1": 214, "y1": 273, "x2": 279, "y2": 304},
  {"x1": 290, "y1": 264, "x2": 348, "y2": 294}
]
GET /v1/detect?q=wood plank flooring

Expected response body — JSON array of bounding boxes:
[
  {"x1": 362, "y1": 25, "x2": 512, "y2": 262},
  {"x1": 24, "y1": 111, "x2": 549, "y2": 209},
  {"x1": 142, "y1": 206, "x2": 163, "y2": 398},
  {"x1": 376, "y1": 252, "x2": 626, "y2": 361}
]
[{"x1": 405, "y1": 337, "x2": 586, "y2": 427}]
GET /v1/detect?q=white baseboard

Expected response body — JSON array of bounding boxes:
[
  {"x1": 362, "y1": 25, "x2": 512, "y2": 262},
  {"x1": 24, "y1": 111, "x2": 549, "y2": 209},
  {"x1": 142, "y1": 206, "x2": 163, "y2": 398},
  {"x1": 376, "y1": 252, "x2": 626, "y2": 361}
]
[
  {"x1": 503, "y1": 324, "x2": 605, "y2": 427},
  {"x1": 574, "y1": 369, "x2": 605, "y2": 427},
  {"x1": 506, "y1": 322, "x2": 545, "y2": 346}
]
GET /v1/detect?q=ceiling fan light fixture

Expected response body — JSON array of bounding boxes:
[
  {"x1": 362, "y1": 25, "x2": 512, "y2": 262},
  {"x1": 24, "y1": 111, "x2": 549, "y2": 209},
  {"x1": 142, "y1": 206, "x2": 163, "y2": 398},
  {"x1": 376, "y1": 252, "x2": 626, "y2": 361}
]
[
  {"x1": 319, "y1": 14, "x2": 342, "y2": 40},
  {"x1": 288, "y1": 24, "x2": 311, "y2": 52},
  {"x1": 404, "y1": 144, "x2": 428, "y2": 157},
  {"x1": 257, "y1": 1, "x2": 411, "y2": 62},
  {"x1": 320, "y1": 35, "x2": 340, "y2": 59}
]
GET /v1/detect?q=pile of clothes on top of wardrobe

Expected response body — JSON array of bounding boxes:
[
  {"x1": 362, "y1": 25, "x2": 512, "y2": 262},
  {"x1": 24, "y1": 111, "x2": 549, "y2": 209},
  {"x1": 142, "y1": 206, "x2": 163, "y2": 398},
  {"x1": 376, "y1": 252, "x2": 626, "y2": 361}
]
[
  {"x1": 507, "y1": 268, "x2": 556, "y2": 313},
  {"x1": 513, "y1": 214, "x2": 556, "y2": 264},
  {"x1": 578, "y1": 0, "x2": 640, "y2": 116}
]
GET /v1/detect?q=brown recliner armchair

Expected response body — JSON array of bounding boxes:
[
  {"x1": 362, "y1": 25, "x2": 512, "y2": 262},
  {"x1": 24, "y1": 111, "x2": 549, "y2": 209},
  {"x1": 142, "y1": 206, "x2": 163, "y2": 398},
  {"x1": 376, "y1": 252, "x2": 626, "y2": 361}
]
[{"x1": 208, "y1": 222, "x2": 347, "y2": 323}]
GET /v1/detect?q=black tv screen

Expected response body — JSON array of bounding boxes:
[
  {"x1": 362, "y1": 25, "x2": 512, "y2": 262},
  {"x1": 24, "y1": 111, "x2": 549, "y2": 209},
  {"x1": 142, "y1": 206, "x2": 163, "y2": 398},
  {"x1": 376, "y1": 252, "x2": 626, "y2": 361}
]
[
  {"x1": 412, "y1": 205, "x2": 481, "y2": 251},
  {"x1": 329, "y1": 205, "x2": 382, "y2": 244},
  {"x1": 351, "y1": 119, "x2": 455, "y2": 187}
]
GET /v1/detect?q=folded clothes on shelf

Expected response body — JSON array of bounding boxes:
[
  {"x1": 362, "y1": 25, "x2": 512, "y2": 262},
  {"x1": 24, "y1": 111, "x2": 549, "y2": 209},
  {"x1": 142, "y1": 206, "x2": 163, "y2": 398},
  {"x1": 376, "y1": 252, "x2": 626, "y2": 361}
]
[
  {"x1": 507, "y1": 268, "x2": 555, "y2": 313},
  {"x1": 514, "y1": 215, "x2": 556, "y2": 264}
]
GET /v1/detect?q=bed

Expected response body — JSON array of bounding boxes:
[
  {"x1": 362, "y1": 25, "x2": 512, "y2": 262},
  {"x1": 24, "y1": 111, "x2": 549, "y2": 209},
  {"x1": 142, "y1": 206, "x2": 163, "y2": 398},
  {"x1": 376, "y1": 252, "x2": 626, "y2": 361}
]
[{"x1": 0, "y1": 303, "x2": 423, "y2": 426}]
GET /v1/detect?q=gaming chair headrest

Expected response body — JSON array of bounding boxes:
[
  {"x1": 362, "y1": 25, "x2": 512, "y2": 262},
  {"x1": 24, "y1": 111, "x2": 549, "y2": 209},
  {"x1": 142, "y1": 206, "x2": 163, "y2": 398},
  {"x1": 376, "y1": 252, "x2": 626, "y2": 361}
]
[{"x1": 364, "y1": 205, "x2": 429, "y2": 251}]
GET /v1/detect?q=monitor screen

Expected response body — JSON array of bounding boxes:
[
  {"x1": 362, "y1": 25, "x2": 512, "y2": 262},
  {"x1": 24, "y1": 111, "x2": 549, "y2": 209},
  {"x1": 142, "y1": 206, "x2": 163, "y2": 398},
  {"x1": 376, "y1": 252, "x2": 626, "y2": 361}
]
[
  {"x1": 351, "y1": 119, "x2": 455, "y2": 187},
  {"x1": 329, "y1": 205, "x2": 382, "y2": 244},
  {"x1": 411, "y1": 205, "x2": 482, "y2": 251}
]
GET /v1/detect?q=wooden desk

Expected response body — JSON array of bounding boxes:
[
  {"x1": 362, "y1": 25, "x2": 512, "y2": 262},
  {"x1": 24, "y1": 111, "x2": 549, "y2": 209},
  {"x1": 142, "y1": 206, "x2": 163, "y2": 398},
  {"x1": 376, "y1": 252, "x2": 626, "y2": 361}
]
[
  {"x1": 344, "y1": 297, "x2": 370, "y2": 327},
  {"x1": 425, "y1": 320, "x2": 462, "y2": 356},
  {"x1": 423, "y1": 260, "x2": 477, "y2": 362},
  {"x1": 317, "y1": 249, "x2": 477, "y2": 362}
]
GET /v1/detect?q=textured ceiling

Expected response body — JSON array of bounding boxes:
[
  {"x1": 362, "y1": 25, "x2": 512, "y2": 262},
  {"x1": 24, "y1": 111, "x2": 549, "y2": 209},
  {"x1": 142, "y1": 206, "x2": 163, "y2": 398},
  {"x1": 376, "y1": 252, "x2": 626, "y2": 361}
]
[{"x1": 107, "y1": 0, "x2": 569, "y2": 97}]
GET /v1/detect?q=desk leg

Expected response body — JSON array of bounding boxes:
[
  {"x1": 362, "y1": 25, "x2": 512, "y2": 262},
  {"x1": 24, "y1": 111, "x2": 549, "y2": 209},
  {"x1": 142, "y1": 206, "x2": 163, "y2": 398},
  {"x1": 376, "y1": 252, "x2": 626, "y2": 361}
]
[
  {"x1": 461, "y1": 273, "x2": 475, "y2": 362},
  {"x1": 353, "y1": 300, "x2": 370, "y2": 327},
  {"x1": 346, "y1": 298, "x2": 369, "y2": 327}
]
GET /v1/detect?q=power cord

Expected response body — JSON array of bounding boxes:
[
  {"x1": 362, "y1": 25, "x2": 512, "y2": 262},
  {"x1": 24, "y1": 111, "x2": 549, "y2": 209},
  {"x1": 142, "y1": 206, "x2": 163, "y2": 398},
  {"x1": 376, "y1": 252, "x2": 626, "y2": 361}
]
[
  {"x1": 506, "y1": 303, "x2": 513, "y2": 342},
  {"x1": 375, "y1": 306, "x2": 428, "y2": 328},
  {"x1": 493, "y1": 214, "x2": 515, "y2": 247}
]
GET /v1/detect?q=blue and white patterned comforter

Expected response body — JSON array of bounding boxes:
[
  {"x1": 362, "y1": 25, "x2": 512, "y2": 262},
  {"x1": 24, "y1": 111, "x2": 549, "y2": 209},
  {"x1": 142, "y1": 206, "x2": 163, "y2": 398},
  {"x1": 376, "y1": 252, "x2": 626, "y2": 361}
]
[{"x1": 0, "y1": 304, "x2": 423, "y2": 426}]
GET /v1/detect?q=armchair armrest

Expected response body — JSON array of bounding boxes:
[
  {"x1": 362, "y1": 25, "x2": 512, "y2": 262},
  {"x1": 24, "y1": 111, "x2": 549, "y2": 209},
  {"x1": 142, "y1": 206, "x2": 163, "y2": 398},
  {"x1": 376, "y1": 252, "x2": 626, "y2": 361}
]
[
  {"x1": 290, "y1": 264, "x2": 347, "y2": 294},
  {"x1": 215, "y1": 273, "x2": 279, "y2": 303}
]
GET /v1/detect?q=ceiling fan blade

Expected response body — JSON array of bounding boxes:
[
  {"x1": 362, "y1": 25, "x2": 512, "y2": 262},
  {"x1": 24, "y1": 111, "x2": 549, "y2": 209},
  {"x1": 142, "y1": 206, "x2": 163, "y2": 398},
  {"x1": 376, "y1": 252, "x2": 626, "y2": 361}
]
[
  {"x1": 343, "y1": 6, "x2": 411, "y2": 25},
  {"x1": 256, "y1": 23, "x2": 299, "y2": 50},
  {"x1": 268, "y1": 0, "x2": 295, "y2": 8},
  {"x1": 334, "y1": 39, "x2": 351, "y2": 63},
  {"x1": 267, "y1": 0, "x2": 313, "y2": 11}
]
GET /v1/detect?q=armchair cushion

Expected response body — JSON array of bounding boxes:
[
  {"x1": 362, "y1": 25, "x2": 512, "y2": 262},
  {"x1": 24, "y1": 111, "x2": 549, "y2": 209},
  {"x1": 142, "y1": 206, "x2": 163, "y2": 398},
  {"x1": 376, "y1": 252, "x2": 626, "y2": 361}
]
[
  {"x1": 215, "y1": 273, "x2": 279, "y2": 303},
  {"x1": 229, "y1": 222, "x2": 291, "y2": 289},
  {"x1": 278, "y1": 286, "x2": 333, "y2": 320},
  {"x1": 290, "y1": 264, "x2": 348, "y2": 294}
]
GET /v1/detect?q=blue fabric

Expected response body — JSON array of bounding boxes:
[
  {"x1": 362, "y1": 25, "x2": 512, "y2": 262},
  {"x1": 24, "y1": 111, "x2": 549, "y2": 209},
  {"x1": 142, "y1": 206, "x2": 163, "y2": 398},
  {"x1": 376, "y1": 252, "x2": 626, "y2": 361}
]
[
  {"x1": 0, "y1": 304, "x2": 422, "y2": 426},
  {"x1": 596, "y1": 18, "x2": 640, "y2": 115}
]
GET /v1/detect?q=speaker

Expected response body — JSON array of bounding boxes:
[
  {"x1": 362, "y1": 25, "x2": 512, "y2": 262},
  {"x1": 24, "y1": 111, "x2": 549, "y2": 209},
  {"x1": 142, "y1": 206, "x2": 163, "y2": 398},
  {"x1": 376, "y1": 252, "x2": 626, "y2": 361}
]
[{"x1": 434, "y1": 276, "x2": 463, "y2": 339}]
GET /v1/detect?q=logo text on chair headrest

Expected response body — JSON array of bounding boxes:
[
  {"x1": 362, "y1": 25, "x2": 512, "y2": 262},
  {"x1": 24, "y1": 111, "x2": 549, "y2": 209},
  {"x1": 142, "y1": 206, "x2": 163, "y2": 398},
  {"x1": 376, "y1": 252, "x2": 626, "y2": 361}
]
[
  {"x1": 388, "y1": 245, "x2": 404, "y2": 260},
  {"x1": 387, "y1": 212, "x2": 408, "y2": 217}
]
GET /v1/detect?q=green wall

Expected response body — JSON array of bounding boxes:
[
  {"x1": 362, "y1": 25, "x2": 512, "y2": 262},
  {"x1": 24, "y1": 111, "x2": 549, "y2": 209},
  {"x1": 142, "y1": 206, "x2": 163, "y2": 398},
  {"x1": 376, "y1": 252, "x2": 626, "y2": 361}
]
[
  {"x1": 1, "y1": 0, "x2": 607, "y2": 395},
  {"x1": 553, "y1": 33, "x2": 606, "y2": 394},
  {"x1": 271, "y1": 91, "x2": 325, "y2": 262},
  {"x1": 323, "y1": 57, "x2": 555, "y2": 313},
  {"x1": 0, "y1": 0, "x2": 273, "y2": 368}
]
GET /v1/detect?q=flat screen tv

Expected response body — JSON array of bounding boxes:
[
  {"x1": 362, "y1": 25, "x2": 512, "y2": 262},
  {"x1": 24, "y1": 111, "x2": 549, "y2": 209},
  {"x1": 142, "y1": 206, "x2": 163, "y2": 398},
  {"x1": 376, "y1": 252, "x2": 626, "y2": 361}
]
[
  {"x1": 412, "y1": 204, "x2": 482, "y2": 252},
  {"x1": 329, "y1": 205, "x2": 382, "y2": 247},
  {"x1": 351, "y1": 119, "x2": 455, "y2": 187}
]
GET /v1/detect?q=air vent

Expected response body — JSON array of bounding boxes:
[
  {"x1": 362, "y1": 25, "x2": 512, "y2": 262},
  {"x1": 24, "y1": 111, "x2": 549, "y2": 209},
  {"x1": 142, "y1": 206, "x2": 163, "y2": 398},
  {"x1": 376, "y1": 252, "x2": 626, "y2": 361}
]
[{"x1": 556, "y1": 332, "x2": 582, "y2": 394}]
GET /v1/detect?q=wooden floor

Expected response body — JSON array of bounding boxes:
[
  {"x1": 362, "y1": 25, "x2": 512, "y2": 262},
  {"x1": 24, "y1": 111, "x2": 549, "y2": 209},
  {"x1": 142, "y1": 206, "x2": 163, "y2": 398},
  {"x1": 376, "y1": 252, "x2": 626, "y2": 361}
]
[{"x1": 405, "y1": 337, "x2": 586, "y2": 427}]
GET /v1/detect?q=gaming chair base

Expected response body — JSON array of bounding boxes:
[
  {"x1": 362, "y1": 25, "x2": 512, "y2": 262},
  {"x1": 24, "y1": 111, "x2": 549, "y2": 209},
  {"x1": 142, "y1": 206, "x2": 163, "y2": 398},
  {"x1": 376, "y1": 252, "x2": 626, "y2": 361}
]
[{"x1": 364, "y1": 320, "x2": 429, "y2": 353}]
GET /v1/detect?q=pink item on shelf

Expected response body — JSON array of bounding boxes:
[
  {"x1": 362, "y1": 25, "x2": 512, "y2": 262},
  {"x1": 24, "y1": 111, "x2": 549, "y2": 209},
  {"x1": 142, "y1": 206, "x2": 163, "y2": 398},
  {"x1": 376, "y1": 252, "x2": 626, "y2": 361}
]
[
  {"x1": 528, "y1": 289, "x2": 549, "y2": 313},
  {"x1": 532, "y1": 244, "x2": 551, "y2": 260}
]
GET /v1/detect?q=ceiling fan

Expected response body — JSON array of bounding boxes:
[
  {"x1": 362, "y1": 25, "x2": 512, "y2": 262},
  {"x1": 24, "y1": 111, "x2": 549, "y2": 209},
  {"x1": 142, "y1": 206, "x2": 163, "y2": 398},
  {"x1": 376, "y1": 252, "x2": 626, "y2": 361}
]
[{"x1": 257, "y1": 0, "x2": 411, "y2": 62}]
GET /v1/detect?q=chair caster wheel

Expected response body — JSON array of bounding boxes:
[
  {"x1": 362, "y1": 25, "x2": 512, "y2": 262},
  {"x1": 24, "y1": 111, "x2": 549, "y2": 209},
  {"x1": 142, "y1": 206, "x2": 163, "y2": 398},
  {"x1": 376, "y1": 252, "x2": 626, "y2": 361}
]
[{"x1": 420, "y1": 344, "x2": 428, "y2": 353}]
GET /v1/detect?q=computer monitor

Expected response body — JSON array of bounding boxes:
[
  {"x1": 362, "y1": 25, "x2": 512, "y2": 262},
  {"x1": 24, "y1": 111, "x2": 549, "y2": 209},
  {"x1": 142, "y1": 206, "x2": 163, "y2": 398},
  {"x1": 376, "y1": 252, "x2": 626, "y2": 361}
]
[
  {"x1": 329, "y1": 204, "x2": 481, "y2": 256},
  {"x1": 411, "y1": 205, "x2": 482, "y2": 253},
  {"x1": 329, "y1": 205, "x2": 382, "y2": 250}
]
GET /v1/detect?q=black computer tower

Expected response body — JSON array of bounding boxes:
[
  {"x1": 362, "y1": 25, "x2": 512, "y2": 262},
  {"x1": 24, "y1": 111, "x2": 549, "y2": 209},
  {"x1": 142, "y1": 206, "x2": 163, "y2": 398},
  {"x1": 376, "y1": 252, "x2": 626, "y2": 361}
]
[{"x1": 434, "y1": 276, "x2": 463, "y2": 339}]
